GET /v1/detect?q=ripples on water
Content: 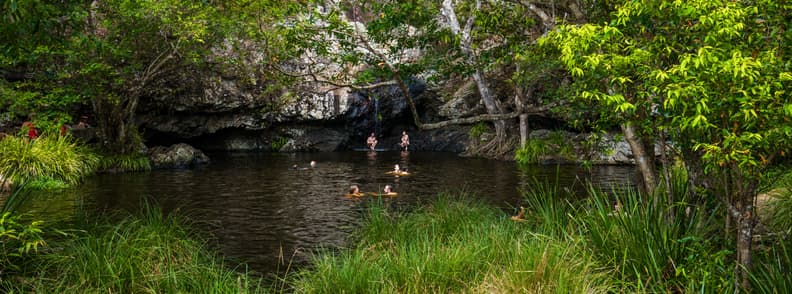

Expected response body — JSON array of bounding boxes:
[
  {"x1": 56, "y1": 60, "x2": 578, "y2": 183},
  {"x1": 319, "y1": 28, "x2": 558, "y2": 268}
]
[{"x1": 22, "y1": 151, "x2": 637, "y2": 277}]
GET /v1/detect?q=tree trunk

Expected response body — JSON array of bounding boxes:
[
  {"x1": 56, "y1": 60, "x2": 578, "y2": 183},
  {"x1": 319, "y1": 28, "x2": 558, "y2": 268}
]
[
  {"x1": 621, "y1": 122, "x2": 657, "y2": 195},
  {"x1": 733, "y1": 173, "x2": 759, "y2": 292},
  {"x1": 471, "y1": 70, "x2": 505, "y2": 138},
  {"x1": 736, "y1": 198, "x2": 754, "y2": 292}
]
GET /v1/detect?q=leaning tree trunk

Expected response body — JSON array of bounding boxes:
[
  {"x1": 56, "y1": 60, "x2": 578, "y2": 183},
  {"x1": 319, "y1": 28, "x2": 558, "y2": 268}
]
[
  {"x1": 472, "y1": 70, "x2": 505, "y2": 138},
  {"x1": 621, "y1": 121, "x2": 657, "y2": 196},
  {"x1": 442, "y1": 0, "x2": 508, "y2": 155}
]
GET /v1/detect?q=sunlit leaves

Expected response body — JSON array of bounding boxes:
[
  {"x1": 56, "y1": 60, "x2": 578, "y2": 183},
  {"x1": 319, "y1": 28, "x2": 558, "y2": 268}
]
[{"x1": 544, "y1": 0, "x2": 791, "y2": 184}]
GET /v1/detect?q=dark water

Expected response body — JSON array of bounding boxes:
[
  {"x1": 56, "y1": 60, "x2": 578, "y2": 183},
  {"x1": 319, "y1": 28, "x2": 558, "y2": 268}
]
[{"x1": 23, "y1": 151, "x2": 637, "y2": 277}]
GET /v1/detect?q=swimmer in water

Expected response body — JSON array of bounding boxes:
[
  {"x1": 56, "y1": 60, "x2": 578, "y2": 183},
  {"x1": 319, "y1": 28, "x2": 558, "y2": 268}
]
[
  {"x1": 293, "y1": 161, "x2": 317, "y2": 170},
  {"x1": 383, "y1": 185, "x2": 397, "y2": 196},
  {"x1": 347, "y1": 185, "x2": 364, "y2": 197},
  {"x1": 387, "y1": 164, "x2": 410, "y2": 176}
]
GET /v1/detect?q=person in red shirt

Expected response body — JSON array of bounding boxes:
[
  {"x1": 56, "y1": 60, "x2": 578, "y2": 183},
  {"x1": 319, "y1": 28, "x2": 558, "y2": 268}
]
[{"x1": 22, "y1": 121, "x2": 38, "y2": 139}]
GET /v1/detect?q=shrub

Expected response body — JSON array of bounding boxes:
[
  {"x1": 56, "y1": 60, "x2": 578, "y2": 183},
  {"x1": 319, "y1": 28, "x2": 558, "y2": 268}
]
[
  {"x1": 0, "y1": 135, "x2": 99, "y2": 185},
  {"x1": 0, "y1": 211, "x2": 45, "y2": 275}
]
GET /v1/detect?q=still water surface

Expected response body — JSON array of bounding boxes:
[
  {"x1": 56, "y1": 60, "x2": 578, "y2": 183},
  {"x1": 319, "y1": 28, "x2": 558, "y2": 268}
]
[{"x1": 29, "y1": 151, "x2": 637, "y2": 276}]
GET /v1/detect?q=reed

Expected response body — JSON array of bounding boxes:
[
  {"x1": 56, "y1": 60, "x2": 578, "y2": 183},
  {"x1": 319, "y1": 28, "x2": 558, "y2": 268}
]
[
  {"x1": 3, "y1": 204, "x2": 263, "y2": 293},
  {"x1": 290, "y1": 194, "x2": 609, "y2": 293}
]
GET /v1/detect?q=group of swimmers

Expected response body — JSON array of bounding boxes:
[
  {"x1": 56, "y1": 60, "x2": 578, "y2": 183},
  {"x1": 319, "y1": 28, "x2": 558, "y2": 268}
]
[
  {"x1": 347, "y1": 184, "x2": 396, "y2": 197},
  {"x1": 346, "y1": 163, "x2": 409, "y2": 198},
  {"x1": 290, "y1": 159, "x2": 408, "y2": 198}
]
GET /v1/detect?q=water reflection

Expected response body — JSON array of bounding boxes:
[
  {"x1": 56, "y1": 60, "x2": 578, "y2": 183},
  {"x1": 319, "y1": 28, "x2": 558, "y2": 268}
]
[{"x1": 25, "y1": 152, "x2": 637, "y2": 277}]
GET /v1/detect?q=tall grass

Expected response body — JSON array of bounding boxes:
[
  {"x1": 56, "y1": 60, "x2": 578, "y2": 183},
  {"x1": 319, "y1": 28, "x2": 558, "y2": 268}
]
[
  {"x1": 290, "y1": 194, "x2": 609, "y2": 293},
  {"x1": 3, "y1": 204, "x2": 263, "y2": 293},
  {"x1": 578, "y1": 188, "x2": 732, "y2": 292},
  {"x1": 751, "y1": 241, "x2": 792, "y2": 293},
  {"x1": 0, "y1": 135, "x2": 99, "y2": 185},
  {"x1": 520, "y1": 179, "x2": 576, "y2": 236},
  {"x1": 97, "y1": 152, "x2": 152, "y2": 172}
]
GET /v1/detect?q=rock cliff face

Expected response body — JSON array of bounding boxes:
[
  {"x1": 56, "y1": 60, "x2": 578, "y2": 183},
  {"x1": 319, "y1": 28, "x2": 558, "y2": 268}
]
[
  {"x1": 135, "y1": 61, "x2": 469, "y2": 153},
  {"x1": 132, "y1": 37, "x2": 640, "y2": 164}
]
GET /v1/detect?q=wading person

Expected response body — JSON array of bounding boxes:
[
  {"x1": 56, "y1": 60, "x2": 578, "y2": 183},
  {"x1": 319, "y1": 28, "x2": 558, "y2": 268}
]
[
  {"x1": 400, "y1": 131, "x2": 410, "y2": 151},
  {"x1": 366, "y1": 132, "x2": 378, "y2": 150}
]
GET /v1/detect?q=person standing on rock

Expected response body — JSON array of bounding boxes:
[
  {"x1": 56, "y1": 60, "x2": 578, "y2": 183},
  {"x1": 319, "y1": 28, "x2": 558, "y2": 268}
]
[
  {"x1": 400, "y1": 131, "x2": 410, "y2": 151},
  {"x1": 367, "y1": 132, "x2": 378, "y2": 150}
]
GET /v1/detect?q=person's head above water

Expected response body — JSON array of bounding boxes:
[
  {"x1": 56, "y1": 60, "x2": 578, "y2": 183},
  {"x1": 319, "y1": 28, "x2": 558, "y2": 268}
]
[{"x1": 349, "y1": 185, "x2": 360, "y2": 194}]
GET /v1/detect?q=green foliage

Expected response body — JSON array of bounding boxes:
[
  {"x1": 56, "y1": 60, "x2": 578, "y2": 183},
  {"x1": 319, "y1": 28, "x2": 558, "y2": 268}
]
[
  {"x1": 514, "y1": 139, "x2": 548, "y2": 165},
  {"x1": 542, "y1": 2, "x2": 792, "y2": 284},
  {"x1": 1, "y1": 0, "x2": 304, "y2": 154},
  {"x1": 515, "y1": 131, "x2": 575, "y2": 165},
  {"x1": 4, "y1": 205, "x2": 263, "y2": 292},
  {"x1": 468, "y1": 121, "x2": 489, "y2": 138},
  {"x1": 0, "y1": 211, "x2": 46, "y2": 274},
  {"x1": 98, "y1": 153, "x2": 151, "y2": 173},
  {"x1": 543, "y1": 0, "x2": 792, "y2": 179},
  {"x1": 0, "y1": 135, "x2": 99, "y2": 185},
  {"x1": 270, "y1": 136, "x2": 289, "y2": 151},
  {"x1": 750, "y1": 241, "x2": 792, "y2": 293}
]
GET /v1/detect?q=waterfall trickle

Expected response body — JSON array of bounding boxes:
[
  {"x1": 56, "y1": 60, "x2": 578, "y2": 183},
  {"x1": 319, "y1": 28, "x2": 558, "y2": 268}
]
[{"x1": 374, "y1": 97, "x2": 381, "y2": 136}]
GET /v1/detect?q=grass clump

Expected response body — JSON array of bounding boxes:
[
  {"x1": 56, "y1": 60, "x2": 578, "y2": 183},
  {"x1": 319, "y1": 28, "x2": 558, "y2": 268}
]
[
  {"x1": 290, "y1": 194, "x2": 608, "y2": 293},
  {"x1": 578, "y1": 189, "x2": 732, "y2": 292},
  {"x1": 3, "y1": 205, "x2": 263, "y2": 293},
  {"x1": 98, "y1": 152, "x2": 151, "y2": 173},
  {"x1": 0, "y1": 135, "x2": 99, "y2": 186}
]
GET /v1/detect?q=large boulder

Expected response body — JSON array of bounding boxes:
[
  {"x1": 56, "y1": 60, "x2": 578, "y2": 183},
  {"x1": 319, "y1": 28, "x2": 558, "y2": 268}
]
[{"x1": 148, "y1": 143, "x2": 210, "y2": 169}]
